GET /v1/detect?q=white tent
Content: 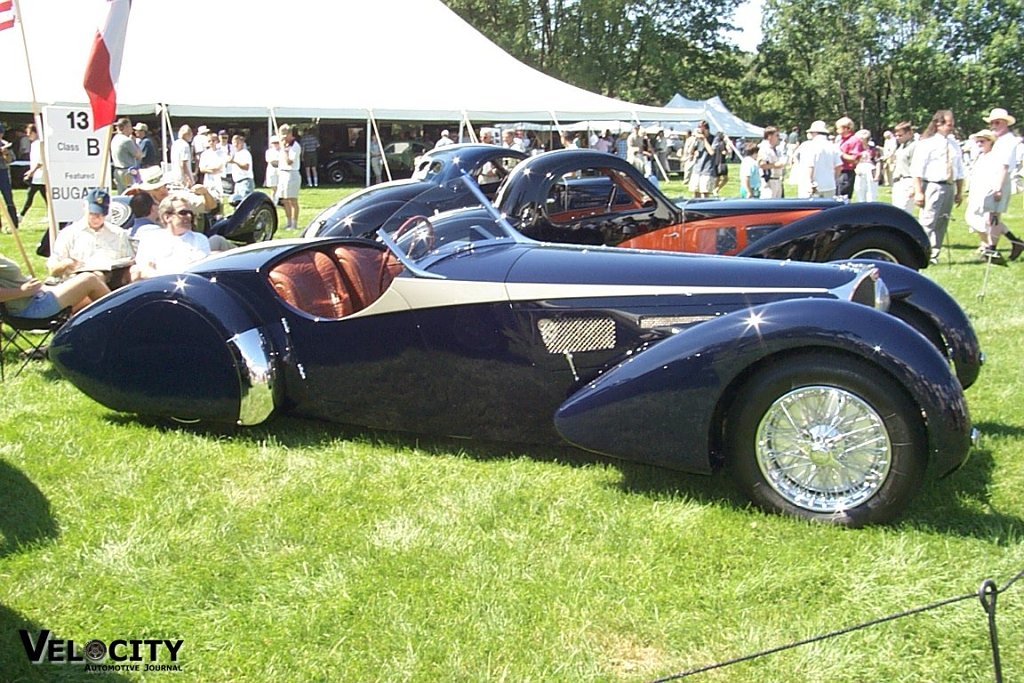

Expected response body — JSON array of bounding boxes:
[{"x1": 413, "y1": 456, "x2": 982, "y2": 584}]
[
  {"x1": 1, "y1": 0, "x2": 705, "y2": 124},
  {"x1": 663, "y1": 93, "x2": 764, "y2": 138}
]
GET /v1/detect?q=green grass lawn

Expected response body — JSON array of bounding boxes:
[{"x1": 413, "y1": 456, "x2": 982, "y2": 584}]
[{"x1": 1, "y1": 176, "x2": 1023, "y2": 682}]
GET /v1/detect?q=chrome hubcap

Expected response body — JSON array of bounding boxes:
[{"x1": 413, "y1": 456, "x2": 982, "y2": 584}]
[{"x1": 755, "y1": 386, "x2": 891, "y2": 513}]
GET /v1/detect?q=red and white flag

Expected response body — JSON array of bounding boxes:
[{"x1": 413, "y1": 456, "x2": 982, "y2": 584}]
[
  {"x1": 0, "y1": 1, "x2": 15, "y2": 31},
  {"x1": 83, "y1": 0, "x2": 132, "y2": 130}
]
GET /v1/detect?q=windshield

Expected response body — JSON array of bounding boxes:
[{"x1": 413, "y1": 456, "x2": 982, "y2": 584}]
[
  {"x1": 412, "y1": 156, "x2": 446, "y2": 182},
  {"x1": 377, "y1": 173, "x2": 527, "y2": 270}
]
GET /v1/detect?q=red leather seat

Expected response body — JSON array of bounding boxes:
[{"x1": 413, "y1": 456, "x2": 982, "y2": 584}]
[
  {"x1": 268, "y1": 250, "x2": 352, "y2": 318},
  {"x1": 334, "y1": 246, "x2": 397, "y2": 312}
]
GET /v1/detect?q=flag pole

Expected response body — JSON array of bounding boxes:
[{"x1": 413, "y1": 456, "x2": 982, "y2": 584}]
[
  {"x1": 9, "y1": 0, "x2": 43, "y2": 274},
  {"x1": 98, "y1": 126, "x2": 113, "y2": 190}
]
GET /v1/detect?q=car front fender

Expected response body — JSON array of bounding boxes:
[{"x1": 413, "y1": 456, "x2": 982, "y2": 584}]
[
  {"x1": 843, "y1": 259, "x2": 982, "y2": 389},
  {"x1": 554, "y1": 298, "x2": 970, "y2": 477}
]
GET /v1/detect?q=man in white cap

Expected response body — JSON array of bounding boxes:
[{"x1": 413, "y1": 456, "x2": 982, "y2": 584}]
[
  {"x1": 797, "y1": 120, "x2": 841, "y2": 198},
  {"x1": 627, "y1": 123, "x2": 646, "y2": 173},
  {"x1": 134, "y1": 122, "x2": 159, "y2": 167},
  {"x1": 169, "y1": 125, "x2": 194, "y2": 187},
  {"x1": 982, "y1": 107, "x2": 1023, "y2": 259},
  {"x1": 434, "y1": 129, "x2": 454, "y2": 149}
]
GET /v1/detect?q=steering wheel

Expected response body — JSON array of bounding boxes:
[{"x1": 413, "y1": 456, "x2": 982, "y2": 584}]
[{"x1": 393, "y1": 214, "x2": 437, "y2": 259}]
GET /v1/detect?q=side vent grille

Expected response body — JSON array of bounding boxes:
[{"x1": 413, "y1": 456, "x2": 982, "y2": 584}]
[{"x1": 538, "y1": 317, "x2": 616, "y2": 354}]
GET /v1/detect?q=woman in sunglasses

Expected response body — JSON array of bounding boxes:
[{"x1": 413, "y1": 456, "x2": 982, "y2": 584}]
[{"x1": 130, "y1": 194, "x2": 211, "y2": 281}]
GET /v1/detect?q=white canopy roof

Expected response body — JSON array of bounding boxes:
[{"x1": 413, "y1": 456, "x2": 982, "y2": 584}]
[
  {"x1": 1, "y1": 0, "x2": 705, "y2": 124},
  {"x1": 663, "y1": 93, "x2": 764, "y2": 138}
]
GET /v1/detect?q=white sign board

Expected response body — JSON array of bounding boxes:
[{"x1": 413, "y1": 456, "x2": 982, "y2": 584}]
[{"x1": 42, "y1": 106, "x2": 110, "y2": 223}]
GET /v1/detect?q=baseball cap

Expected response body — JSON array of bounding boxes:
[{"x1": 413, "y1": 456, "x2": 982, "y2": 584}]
[{"x1": 86, "y1": 188, "x2": 111, "y2": 215}]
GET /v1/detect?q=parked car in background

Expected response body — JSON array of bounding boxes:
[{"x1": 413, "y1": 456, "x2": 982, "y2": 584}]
[
  {"x1": 314, "y1": 148, "x2": 930, "y2": 269},
  {"x1": 304, "y1": 143, "x2": 527, "y2": 238},
  {"x1": 51, "y1": 177, "x2": 979, "y2": 527},
  {"x1": 320, "y1": 140, "x2": 429, "y2": 185},
  {"x1": 108, "y1": 191, "x2": 278, "y2": 245},
  {"x1": 496, "y1": 150, "x2": 931, "y2": 269}
]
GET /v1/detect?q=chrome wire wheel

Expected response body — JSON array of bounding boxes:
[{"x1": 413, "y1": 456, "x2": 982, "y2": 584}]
[
  {"x1": 251, "y1": 204, "x2": 277, "y2": 242},
  {"x1": 845, "y1": 247, "x2": 899, "y2": 263},
  {"x1": 754, "y1": 385, "x2": 892, "y2": 514}
]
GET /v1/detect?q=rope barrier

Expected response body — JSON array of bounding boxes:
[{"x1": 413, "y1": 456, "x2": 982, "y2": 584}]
[{"x1": 651, "y1": 567, "x2": 1024, "y2": 683}]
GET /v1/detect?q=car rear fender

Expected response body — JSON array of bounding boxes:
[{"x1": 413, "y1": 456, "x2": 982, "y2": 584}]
[
  {"x1": 50, "y1": 273, "x2": 279, "y2": 425},
  {"x1": 737, "y1": 202, "x2": 929, "y2": 268},
  {"x1": 554, "y1": 298, "x2": 970, "y2": 476},
  {"x1": 207, "y1": 191, "x2": 277, "y2": 242}
]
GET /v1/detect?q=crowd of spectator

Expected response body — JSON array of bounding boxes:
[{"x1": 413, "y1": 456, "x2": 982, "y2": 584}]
[
  {"x1": 2, "y1": 106, "x2": 1023, "y2": 326},
  {"x1": 776, "y1": 108, "x2": 1023, "y2": 264}
]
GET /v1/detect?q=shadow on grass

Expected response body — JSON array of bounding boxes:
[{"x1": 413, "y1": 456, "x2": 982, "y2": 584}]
[
  {"x1": 103, "y1": 413, "x2": 766, "y2": 520},
  {"x1": 102, "y1": 412, "x2": 1018, "y2": 537},
  {"x1": 0, "y1": 460, "x2": 58, "y2": 560},
  {"x1": 0, "y1": 604, "x2": 130, "y2": 682},
  {"x1": 903, "y1": 439, "x2": 1024, "y2": 542}
]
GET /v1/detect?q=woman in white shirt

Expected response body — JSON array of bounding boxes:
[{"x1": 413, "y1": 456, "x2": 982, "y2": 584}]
[
  {"x1": 276, "y1": 124, "x2": 302, "y2": 231},
  {"x1": 131, "y1": 195, "x2": 211, "y2": 281}
]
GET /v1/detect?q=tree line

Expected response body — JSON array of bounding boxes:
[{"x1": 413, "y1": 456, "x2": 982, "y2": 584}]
[{"x1": 442, "y1": 0, "x2": 1024, "y2": 136}]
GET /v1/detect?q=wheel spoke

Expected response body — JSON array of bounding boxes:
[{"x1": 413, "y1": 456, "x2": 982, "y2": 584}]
[{"x1": 755, "y1": 385, "x2": 892, "y2": 513}]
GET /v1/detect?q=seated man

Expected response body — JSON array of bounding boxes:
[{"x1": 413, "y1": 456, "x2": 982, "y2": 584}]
[
  {"x1": 1, "y1": 252, "x2": 109, "y2": 317},
  {"x1": 47, "y1": 189, "x2": 134, "y2": 289},
  {"x1": 128, "y1": 192, "x2": 162, "y2": 240},
  {"x1": 130, "y1": 195, "x2": 211, "y2": 281}
]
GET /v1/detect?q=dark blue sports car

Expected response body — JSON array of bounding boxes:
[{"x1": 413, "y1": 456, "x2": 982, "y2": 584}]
[
  {"x1": 303, "y1": 143, "x2": 527, "y2": 239},
  {"x1": 50, "y1": 179, "x2": 979, "y2": 526}
]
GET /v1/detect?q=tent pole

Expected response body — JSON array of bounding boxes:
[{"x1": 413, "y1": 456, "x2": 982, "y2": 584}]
[
  {"x1": 368, "y1": 111, "x2": 391, "y2": 183},
  {"x1": 364, "y1": 114, "x2": 372, "y2": 187},
  {"x1": 549, "y1": 111, "x2": 564, "y2": 152},
  {"x1": 160, "y1": 105, "x2": 172, "y2": 168},
  {"x1": 461, "y1": 111, "x2": 478, "y2": 143}
]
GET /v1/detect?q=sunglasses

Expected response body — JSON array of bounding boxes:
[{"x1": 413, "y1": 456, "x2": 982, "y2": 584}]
[{"x1": 169, "y1": 209, "x2": 194, "y2": 218}]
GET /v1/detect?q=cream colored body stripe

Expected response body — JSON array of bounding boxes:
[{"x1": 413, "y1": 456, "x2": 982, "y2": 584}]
[{"x1": 345, "y1": 278, "x2": 827, "y2": 319}]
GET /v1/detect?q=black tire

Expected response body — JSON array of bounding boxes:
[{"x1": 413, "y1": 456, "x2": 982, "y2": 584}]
[
  {"x1": 888, "y1": 301, "x2": 946, "y2": 357},
  {"x1": 726, "y1": 351, "x2": 926, "y2": 527},
  {"x1": 250, "y1": 202, "x2": 278, "y2": 243},
  {"x1": 327, "y1": 164, "x2": 348, "y2": 185},
  {"x1": 830, "y1": 229, "x2": 917, "y2": 267}
]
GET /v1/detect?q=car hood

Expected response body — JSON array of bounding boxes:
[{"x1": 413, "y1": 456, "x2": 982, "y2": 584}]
[
  {"x1": 413, "y1": 235, "x2": 878, "y2": 308},
  {"x1": 303, "y1": 180, "x2": 432, "y2": 237},
  {"x1": 504, "y1": 243, "x2": 870, "y2": 293}
]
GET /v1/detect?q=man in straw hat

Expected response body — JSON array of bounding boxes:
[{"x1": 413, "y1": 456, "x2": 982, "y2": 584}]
[
  {"x1": 981, "y1": 107, "x2": 1023, "y2": 259},
  {"x1": 797, "y1": 119, "x2": 841, "y2": 199}
]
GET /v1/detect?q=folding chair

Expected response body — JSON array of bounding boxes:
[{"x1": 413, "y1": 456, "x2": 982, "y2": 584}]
[{"x1": 0, "y1": 302, "x2": 71, "y2": 380}]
